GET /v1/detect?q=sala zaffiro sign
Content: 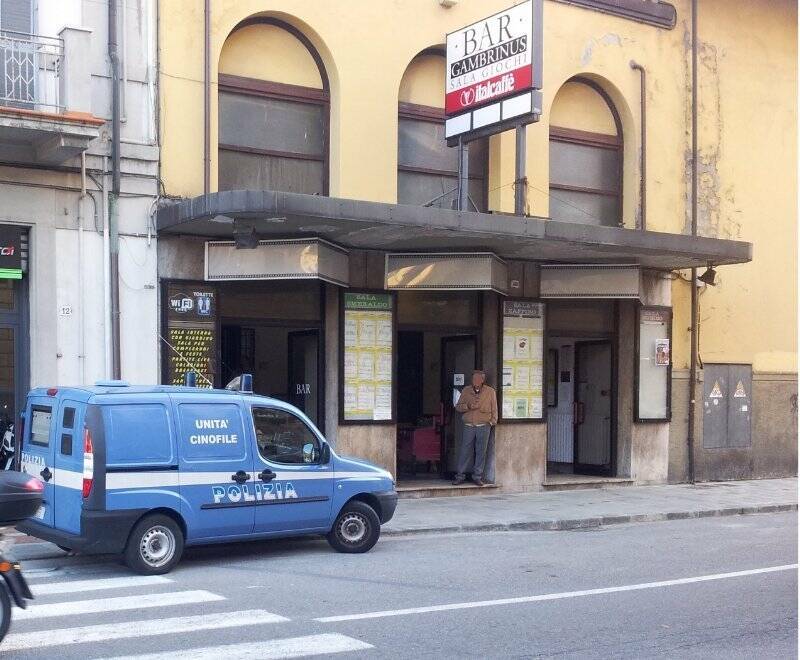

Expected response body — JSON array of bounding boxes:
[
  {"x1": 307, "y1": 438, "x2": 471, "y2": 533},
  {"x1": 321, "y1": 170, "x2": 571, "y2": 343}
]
[{"x1": 445, "y1": 0, "x2": 543, "y2": 142}]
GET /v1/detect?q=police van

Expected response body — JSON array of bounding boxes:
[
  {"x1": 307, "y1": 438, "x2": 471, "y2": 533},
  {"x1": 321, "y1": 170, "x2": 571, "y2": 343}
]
[{"x1": 15, "y1": 378, "x2": 397, "y2": 574}]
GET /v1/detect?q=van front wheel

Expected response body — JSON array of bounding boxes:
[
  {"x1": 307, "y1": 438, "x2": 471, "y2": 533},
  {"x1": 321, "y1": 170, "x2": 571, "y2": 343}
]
[
  {"x1": 124, "y1": 514, "x2": 184, "y2": 575},
  {"x1": 327, "y1": 500, "x2": 380, "y2": 553}
]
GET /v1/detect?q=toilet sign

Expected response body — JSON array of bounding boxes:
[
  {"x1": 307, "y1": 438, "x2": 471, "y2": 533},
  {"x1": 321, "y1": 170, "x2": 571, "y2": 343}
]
[
  {"x1": 733, "y1": 381, "x2": 747, "y2": 398},
  {"x1": 709, "y1": 381, "x2": 723, "y2": 398}
]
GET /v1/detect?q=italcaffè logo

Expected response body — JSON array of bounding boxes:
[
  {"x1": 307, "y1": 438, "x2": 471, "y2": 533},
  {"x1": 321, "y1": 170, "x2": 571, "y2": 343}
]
[{"x1": 459, "y1": 73, "x2": 516, "y2": 107}]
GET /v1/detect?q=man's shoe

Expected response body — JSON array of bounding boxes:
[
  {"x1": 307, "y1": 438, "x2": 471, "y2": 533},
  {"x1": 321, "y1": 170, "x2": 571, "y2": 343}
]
[
  {"x1": 473, "y1": 478, "x2": 485, "y2": 487},
  {"x1": 452, "y1": 476, "x2": 465, "y2": 485}
]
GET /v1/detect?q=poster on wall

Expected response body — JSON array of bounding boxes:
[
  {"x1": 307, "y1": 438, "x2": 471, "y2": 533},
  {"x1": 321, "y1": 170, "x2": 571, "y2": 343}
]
[
  {"x1": 164, "y1": 283, "x2": 217, "y2": 388},
  {"x1": 342, "y1": 292, "x2": 393, "y2": 421},
  {"x1": 638, "y1": 307, "x2": 671, "y2": 420},
  {"x1": 501, "y1": 300, "x2": 544, "y2": 420}
]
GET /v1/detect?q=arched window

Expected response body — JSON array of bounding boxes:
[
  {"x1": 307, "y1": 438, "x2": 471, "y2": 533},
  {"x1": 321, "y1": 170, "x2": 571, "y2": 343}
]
[
  {"x1": 397, "y1": 52, "x2": 488, "y2": 211},
  {"x1": 549, "y1": 78, "x2": 622, "y2": 226},
  {"x1": 218, "y1": 19, "x2": 329, "y2": 195}
]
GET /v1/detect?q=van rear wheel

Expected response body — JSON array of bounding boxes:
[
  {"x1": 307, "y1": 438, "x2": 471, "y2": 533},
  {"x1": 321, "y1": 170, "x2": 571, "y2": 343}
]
[
  {"x1": 327, "y1": 500, "x2": 380, "y2": 554},
  {"x1": 124, "y1": 514, "x2": 184, "y2": 575}
]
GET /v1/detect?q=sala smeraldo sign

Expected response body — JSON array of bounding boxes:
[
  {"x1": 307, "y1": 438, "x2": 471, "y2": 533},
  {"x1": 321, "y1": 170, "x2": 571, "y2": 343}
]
[{"x1": 446, "y1": 1, "x2": 541, "y2": 116}]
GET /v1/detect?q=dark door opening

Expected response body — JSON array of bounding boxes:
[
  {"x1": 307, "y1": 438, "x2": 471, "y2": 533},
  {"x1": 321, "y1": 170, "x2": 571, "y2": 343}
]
[
  {"x1": 221, "y1": 323, "x2": 322, "y2": 427},
  {"x1": 441, "y1": 335, "x2": 478, "y2": 475},
  {"x1": 396, "y1": 331, "x2": 477, "y2": 481},
  {"x1": 574, "y1": 341, "x2": 613, "y2": 476}
]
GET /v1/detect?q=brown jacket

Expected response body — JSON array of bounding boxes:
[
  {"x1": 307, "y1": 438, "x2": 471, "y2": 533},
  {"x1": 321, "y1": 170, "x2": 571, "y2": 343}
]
[{"x1": 455, "y1": 385, "x2": 498, "y2": 426}]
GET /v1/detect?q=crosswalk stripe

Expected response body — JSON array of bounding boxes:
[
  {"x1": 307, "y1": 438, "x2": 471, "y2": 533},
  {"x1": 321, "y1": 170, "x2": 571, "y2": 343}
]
[
  {"x1": 32, "y1": 575, "x2": 171, "y2": 596},
  {"x1": 102, "y1": 633, "x2": 374, "y2": 659},
  {"x1": 14, "y1": 589, "x2": 224, "y2": 620},
  {"x1": 1, "y1": 609, "x2": 288, "y2": 652}
]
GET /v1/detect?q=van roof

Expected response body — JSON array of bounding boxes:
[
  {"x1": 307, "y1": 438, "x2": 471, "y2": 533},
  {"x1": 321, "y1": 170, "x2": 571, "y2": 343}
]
[{"x1": 29, "y1": 384, "x2": 279, "y2": 401}]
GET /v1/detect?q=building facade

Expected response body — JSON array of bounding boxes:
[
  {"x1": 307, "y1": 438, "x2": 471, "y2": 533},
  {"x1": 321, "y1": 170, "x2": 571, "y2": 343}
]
[
  {"x1": 0, "y1": 0, "x2": 159, "y2": 442},
  {"x1": 156, "y1": 0, "x2": 797, "y2": 492}
]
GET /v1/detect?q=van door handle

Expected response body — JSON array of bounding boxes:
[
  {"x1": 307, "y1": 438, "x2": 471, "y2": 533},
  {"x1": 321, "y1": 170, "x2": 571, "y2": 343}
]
[
  {"x1": 230, "y1": 470, "x2": 249, "y2": 484},
  {"x1": 39, "y1": 467, "x2": 52, "y2": 482},
  {"x1": 258, "y1": 469, "x2": 276, "y2": 482}
]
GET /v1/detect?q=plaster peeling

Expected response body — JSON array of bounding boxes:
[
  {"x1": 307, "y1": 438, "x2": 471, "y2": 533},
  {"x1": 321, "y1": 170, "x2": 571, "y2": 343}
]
[
  {"x1": 580, "y1": 33, "x2": 622, "y2": 66},
  {"x1": 683, "y1": 27, "x2": 740, "y2": 240}
]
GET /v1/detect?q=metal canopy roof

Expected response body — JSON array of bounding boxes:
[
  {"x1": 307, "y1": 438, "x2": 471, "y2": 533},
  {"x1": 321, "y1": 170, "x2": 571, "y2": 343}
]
[{"x1": 156, "y1": 190, "x2": 752, "y2": 270}]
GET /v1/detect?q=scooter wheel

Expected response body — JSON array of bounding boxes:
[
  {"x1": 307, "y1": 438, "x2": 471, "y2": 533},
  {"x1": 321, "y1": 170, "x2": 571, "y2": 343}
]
[{"x1": 0, "y1": 584, "x2": 11, "y2": 643}]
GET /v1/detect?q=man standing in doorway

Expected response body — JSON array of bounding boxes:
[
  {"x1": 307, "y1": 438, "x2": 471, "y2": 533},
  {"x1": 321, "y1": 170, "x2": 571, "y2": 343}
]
[{"x1": 452, "y1": 369, "x2": 497, "y2": 487}]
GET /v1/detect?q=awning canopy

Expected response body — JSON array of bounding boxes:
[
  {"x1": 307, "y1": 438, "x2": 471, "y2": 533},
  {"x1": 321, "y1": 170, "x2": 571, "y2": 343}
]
[{"x1": 156, "y1": 190, "x2": 752, "y2": 271}]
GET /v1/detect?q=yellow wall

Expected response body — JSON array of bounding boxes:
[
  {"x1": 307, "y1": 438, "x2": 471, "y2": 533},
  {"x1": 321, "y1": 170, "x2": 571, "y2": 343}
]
[
  {"x1": 159, "y1": 0, "x2": 797, "y2": 374},
  {"x1": 219, "y1": 23, "x2": 323, "y2": 87},
  {"x1": 398, "y1": 54, "x2": 445, "y2": 107},
  {"x1": 550, "y1": 81, "x2": 617, "y2": 134}
]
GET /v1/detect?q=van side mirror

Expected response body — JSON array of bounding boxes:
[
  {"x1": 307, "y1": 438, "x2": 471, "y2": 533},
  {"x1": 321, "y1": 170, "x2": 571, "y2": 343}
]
[{"x1": 320, "y1": 442, "x2": 331, "y2": 464}]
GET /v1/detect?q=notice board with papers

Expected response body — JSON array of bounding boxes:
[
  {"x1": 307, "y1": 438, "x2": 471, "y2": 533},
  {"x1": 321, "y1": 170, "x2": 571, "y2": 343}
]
[
  {"x1": 501, "y1": 300, "x2": 545, "y2": 421},
  {"x1": 342, "y1": 292, "x2": 394, "y2": 422}
]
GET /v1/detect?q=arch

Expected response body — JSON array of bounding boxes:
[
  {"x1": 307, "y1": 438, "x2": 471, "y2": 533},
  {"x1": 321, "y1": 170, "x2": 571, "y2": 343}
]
[
  {"x1": 223, "y1": 17, "x2": 330, "y2": 91},
  {"x1": 396, "y1": 48, "x2": 488, "y2": 211},
  {"x1": 216, "y1": 17, "x2": 330, "y2": 195},
  {"x1": 548, "y1": 76, "x2": 624, "y2": 227}
]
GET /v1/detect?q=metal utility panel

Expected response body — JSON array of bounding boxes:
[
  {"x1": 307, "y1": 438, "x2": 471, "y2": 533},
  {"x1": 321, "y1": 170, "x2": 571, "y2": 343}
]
[
  {"x1": 540, "y1": 265, "x2": 641, "y2": 299},
  {"x1": 385, "y1": 252, "x2": 508, "y2": 293},
  {"x1": 205, "y1": 238, "x2": 350, "y2": 286},
  {"x1": 702, "y1": 364, "x2": 752, "y2": 449}
]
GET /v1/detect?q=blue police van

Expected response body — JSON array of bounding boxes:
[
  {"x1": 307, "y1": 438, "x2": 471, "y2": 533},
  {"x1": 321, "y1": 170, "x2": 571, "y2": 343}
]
[{"x1": 15, "y1": 379, "x2": 397, "y2": 574}]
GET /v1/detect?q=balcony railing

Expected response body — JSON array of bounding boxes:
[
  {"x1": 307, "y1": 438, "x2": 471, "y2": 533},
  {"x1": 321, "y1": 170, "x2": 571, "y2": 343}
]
[{"x1": 0, "y1": 30, "x2": 63, "y2": 112}]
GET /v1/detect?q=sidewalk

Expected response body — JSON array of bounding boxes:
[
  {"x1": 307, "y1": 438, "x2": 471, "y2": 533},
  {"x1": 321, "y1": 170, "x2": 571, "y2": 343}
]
[
  {"x1": 383, "y1": 478, "x2": 797, "y2": 536},
  {"x1": 5, "y1": 478, "x2": 796, "y2": 560}
]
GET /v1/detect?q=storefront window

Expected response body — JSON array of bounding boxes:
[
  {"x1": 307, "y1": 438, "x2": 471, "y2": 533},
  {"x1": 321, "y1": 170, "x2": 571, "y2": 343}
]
[
  {"x1": 341, "y1": 293, "x2": 394, "y2": 423},
  {"x1": 162, "y1": 282, "x2": 217, "y2": 388},
  {"x1": 636, "y1": 307, "x2": 672, "y2": 421},
  {"x1": 500, "y1": 300, "x2": 545, "y2": 421}
]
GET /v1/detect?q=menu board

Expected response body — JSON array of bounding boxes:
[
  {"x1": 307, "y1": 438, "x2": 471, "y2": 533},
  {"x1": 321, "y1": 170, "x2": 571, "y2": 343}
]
[
  {"x1": 164, "y1": 283, "x2": 217, "y2": 388},
  {"x1": 501, "y1": 300, "x2": 544, "y2": 420},
  {"x1": 637, "y1": 307, "x2": 671, "y2": 420},
  {"x1": 343, "y1": 293, "x2": 393, "y2": 421}
]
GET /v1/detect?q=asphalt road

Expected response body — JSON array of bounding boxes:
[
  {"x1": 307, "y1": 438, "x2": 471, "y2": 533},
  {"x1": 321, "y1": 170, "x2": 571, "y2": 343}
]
[{"x1": 3, "y1": 511, "x2": 797, "y2": 659}]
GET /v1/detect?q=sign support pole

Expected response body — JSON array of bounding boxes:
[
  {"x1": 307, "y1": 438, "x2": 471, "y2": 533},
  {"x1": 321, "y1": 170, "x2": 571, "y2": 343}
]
[
  {"x1": 514, "y1": 124, "x2": 527, "y2": 215},
  {"x1": 457, "y1": 135, "x2": 469, "y2": 211}
]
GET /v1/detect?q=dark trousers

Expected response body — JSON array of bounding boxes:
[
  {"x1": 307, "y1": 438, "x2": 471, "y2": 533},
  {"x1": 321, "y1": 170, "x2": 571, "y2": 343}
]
[{"x1": 455, "y1": 424, "x2": 491, "y2": 480}]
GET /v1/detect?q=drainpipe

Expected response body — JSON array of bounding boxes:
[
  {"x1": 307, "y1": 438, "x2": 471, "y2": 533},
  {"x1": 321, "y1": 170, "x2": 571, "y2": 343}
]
[
  {"x1": 77, "y1": 151, "x2": 87, "y2": 384},
  {"x1": 687, "y1": 0, "x2": 699, "y2": 483},
  {"x1": 203, "y1": 0, "x2": 211, "y2": 195},
  {"x1": 109, "y1": 0, "x2": 122, "y2": 379},
  {"x1": 630, "y1": 61, "x2": 646, "y2": 231}
]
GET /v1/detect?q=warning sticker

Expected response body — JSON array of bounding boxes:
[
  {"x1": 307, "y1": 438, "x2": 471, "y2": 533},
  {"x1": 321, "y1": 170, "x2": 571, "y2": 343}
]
[
  {"x1": 709, "y1": 381, "x2": 723, "y2": 399},
  {"x1": 733, "y1": 381, "x2": 747, "y2": 398}
]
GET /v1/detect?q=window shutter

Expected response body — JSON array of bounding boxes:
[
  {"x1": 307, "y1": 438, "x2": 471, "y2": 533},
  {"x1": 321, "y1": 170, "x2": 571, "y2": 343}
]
[{"x1": 0, "y1": 0, "x2": 32, "y2": 33}]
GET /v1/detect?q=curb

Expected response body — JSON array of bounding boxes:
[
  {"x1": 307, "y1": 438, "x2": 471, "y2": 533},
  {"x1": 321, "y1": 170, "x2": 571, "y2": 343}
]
[
  {"x1": 382, "y1": 503, "x2": 798, "y2": 537},
  {"x1": 9, "y1": 503, "x2": 797, "y2": 559}
]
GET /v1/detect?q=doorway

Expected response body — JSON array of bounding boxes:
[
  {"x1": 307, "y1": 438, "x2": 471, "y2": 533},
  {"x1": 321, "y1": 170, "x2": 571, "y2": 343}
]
[
  {"x1": 547, "y1": 336, "x2": 615, "y2": 477},
  {"x1": 221, "y1": 324, "x2": 322, "y2": 426},
  {"x1": 395, "y1": 331, "x2": 477, "y2": 480}
]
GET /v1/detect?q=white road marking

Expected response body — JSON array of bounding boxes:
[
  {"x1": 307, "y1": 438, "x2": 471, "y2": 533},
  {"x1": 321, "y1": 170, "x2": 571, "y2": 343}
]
[
  {"x1": 32, "y1": 575, "x2": 171, "y2": 596},
  {"x1": 14, "y1": 589, "x2": 224, "y2": 620},
  {"x1": 2, "y1": 609, "x2": 288, "y2": 652},
  {"x1": 316, "y1": 564, "x2": 799, "y2": 622},
  {"x1": 101, "y1": 633, "x2": 373, "y2": 660}
]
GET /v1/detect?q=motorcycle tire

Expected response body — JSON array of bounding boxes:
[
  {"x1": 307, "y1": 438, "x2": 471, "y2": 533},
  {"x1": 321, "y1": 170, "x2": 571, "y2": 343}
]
[{"x1": 0, "y1": 583, "x2": 11, "y2": 643}]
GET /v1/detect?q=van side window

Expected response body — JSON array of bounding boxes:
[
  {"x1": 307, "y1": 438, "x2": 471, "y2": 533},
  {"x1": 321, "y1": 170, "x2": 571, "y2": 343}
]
[
  {"x1": 29, "y1": 406, "x2": 52, "y2": 447},
  {"x1": 252, "y1": 407, "x2": 320, "y2": 465},
  {"x1": 62, "y1": 407, "x2": 75, "y2": 429}
]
